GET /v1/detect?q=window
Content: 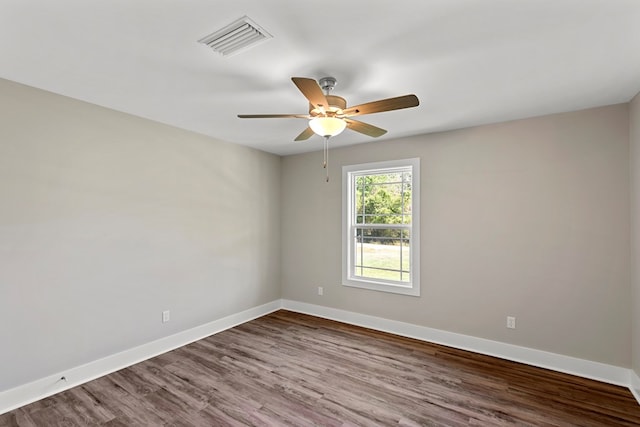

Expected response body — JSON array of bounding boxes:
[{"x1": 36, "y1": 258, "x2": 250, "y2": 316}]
[{"x1": 342, "y1": 158, "x2": 420, "y2": 296}]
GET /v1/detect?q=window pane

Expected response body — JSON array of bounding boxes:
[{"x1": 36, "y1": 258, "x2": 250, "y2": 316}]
[
  {"x1": 371, "y1": 172, "x2": 403, "y2": 183},
  {"x1": 355, "y1": 172, "x2": 412, "y2": 226},
  {"x1": 401, "y1": 241, "x2": 410, "y2": 281},
  {"x1": 360, "y1": 267, "x2": 403, "y2": 282},
  {"x1": 356, "y1": 227, "x2": 405, "y2": 241},
  {"x1": 344, "y1": 159, "x2": 419, "y2": 295},
  {"x1": 354, "y1": 228, "x2": 410, "y2": 282},
  {"x1": 363, "y1": 214, "x2": 404, "y2": 224},
  {"x1": 402, "y1": 176, "x2": 412, "y2": 222}
]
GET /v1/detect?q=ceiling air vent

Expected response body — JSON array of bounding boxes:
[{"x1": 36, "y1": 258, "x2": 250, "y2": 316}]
[{"x1": 198, "y1": 16, "x2": 272, "y2": 57}]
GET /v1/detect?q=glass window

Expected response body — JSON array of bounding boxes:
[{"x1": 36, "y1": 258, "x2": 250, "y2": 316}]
[{"x1": 342, "y1": 159, "x2": 420, "y2": 296}]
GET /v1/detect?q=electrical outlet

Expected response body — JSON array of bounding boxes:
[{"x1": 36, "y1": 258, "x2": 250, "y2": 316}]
[
  {"x1": 506, "y1": 316, "x2": 516, "y2": 329},
  {"x1": 318, "y1": 286, "x2": 324, "y2": 296},
  {"x1": 162, "y1": 310, "x2": 170, "y2": 323}
]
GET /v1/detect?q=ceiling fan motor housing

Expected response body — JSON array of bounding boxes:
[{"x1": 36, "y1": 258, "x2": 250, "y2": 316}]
[
  {"x1": 319, "y1": 76, "x2": 337, "y2": 92},
  {"x1": 309, "y1": 95, "x2": 346, "y2": 117}
]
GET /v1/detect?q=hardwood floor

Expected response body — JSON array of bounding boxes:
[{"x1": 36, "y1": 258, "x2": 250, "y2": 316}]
[{"x1": 2, "y1": 310, "x2": 640, "y2": 426}]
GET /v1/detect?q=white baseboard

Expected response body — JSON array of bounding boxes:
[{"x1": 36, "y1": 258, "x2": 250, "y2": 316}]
[
  {"x1": 0, "y1": 300, "x2": 281, "y2": 415},
  {"x1": 281, "y1": 300, "x2": 632, "y2": 389},
  {"x1": 3, "y1": 298, "x2": 638, "y2": 415},
  {"x1": 631, "y1": 370, "x2": 640, "y2": 405}
]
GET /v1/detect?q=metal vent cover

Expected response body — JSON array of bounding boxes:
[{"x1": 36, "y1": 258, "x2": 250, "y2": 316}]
[{"x1": 198, "y1": 16, "x2": 272, "y2": 57}]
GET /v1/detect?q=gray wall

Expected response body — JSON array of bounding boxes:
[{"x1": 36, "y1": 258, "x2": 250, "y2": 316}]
[
  {"x1": 632, "y1": 92, "x2": 640, "y2": 377},
  {"x1": 282, "y1": 104, "x2": 631, "y2": 367},
  {"x1": 1, "y1": 75, "x2": 635, "y2": 393},
  {"x1": 0, "y1": 79, "x2": 282, "y2": 391}
]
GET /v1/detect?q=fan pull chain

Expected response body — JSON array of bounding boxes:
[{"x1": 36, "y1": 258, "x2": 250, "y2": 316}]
[
  {"x1": 323, "y1": 136, "x2": 330, "y2": 182},
  {"x1": 323, "y1": 136, "x2": 327, "y2": 168}
]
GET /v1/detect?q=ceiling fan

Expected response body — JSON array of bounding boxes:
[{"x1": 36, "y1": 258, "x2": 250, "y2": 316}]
[
  {"x1": 238, "y1": 76, "x2": 419, "y2": 181},
  {"x1": 237, "y1": 76, "x2": 420, "y2": 141}
]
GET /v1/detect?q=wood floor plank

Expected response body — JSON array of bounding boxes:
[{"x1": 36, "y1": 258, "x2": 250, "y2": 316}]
[{"x1": 2, "y1": 310, "x2": 640, "y2": 426}]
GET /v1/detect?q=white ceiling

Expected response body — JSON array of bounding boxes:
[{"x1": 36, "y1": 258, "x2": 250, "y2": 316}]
[{"x1": 2, "y1": 0, "x2": 640, "y2": 156}]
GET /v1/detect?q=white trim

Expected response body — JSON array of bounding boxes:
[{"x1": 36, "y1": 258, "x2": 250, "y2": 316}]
[
  {"x1": 281, "y1": 299, "x2": 633, "y2": 389},
  {"x1": 631, "y1": 370, "x2": 640, "y2": 405},
  {"x1": 342, "y1": 158, "x2": 421, "y2": 296},
  {"x1": 0, "y1": 300, "x2": 281, "y2": 415},
  {"x1": 3, "y1": 299, "x2": 638, "y2": 414}
]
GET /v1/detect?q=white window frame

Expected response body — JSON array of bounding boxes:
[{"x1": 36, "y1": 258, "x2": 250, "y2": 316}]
[{"x1": 342, "y1": 158, "x2": 420, "y2": 296}]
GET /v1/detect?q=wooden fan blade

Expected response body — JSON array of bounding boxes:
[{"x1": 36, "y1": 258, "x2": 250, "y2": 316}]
[
  {"x1": 238, "y1": 114, "x2": 309, "y2": 119},
  {"x1": 291, "y1": 77, "x2": 329, "y2": 114},
  {"x1": 294, "y1": 127, "x2": 315, "y2": 141},
  {"x1": 341, "y1": 94, "x2": 419, "y2": 117},
  {"x1": 345, "y1": 119, "x2": 387, "y2": 137}
]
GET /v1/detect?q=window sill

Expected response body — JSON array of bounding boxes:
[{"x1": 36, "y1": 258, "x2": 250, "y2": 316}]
[{"x1": 342, "y1": 278, "x2": 420, "y2": 296}]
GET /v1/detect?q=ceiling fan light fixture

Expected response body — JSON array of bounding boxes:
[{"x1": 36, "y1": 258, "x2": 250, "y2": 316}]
[{"x1": 309, "y1": 117, "x2": 347, "y2": 137}]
